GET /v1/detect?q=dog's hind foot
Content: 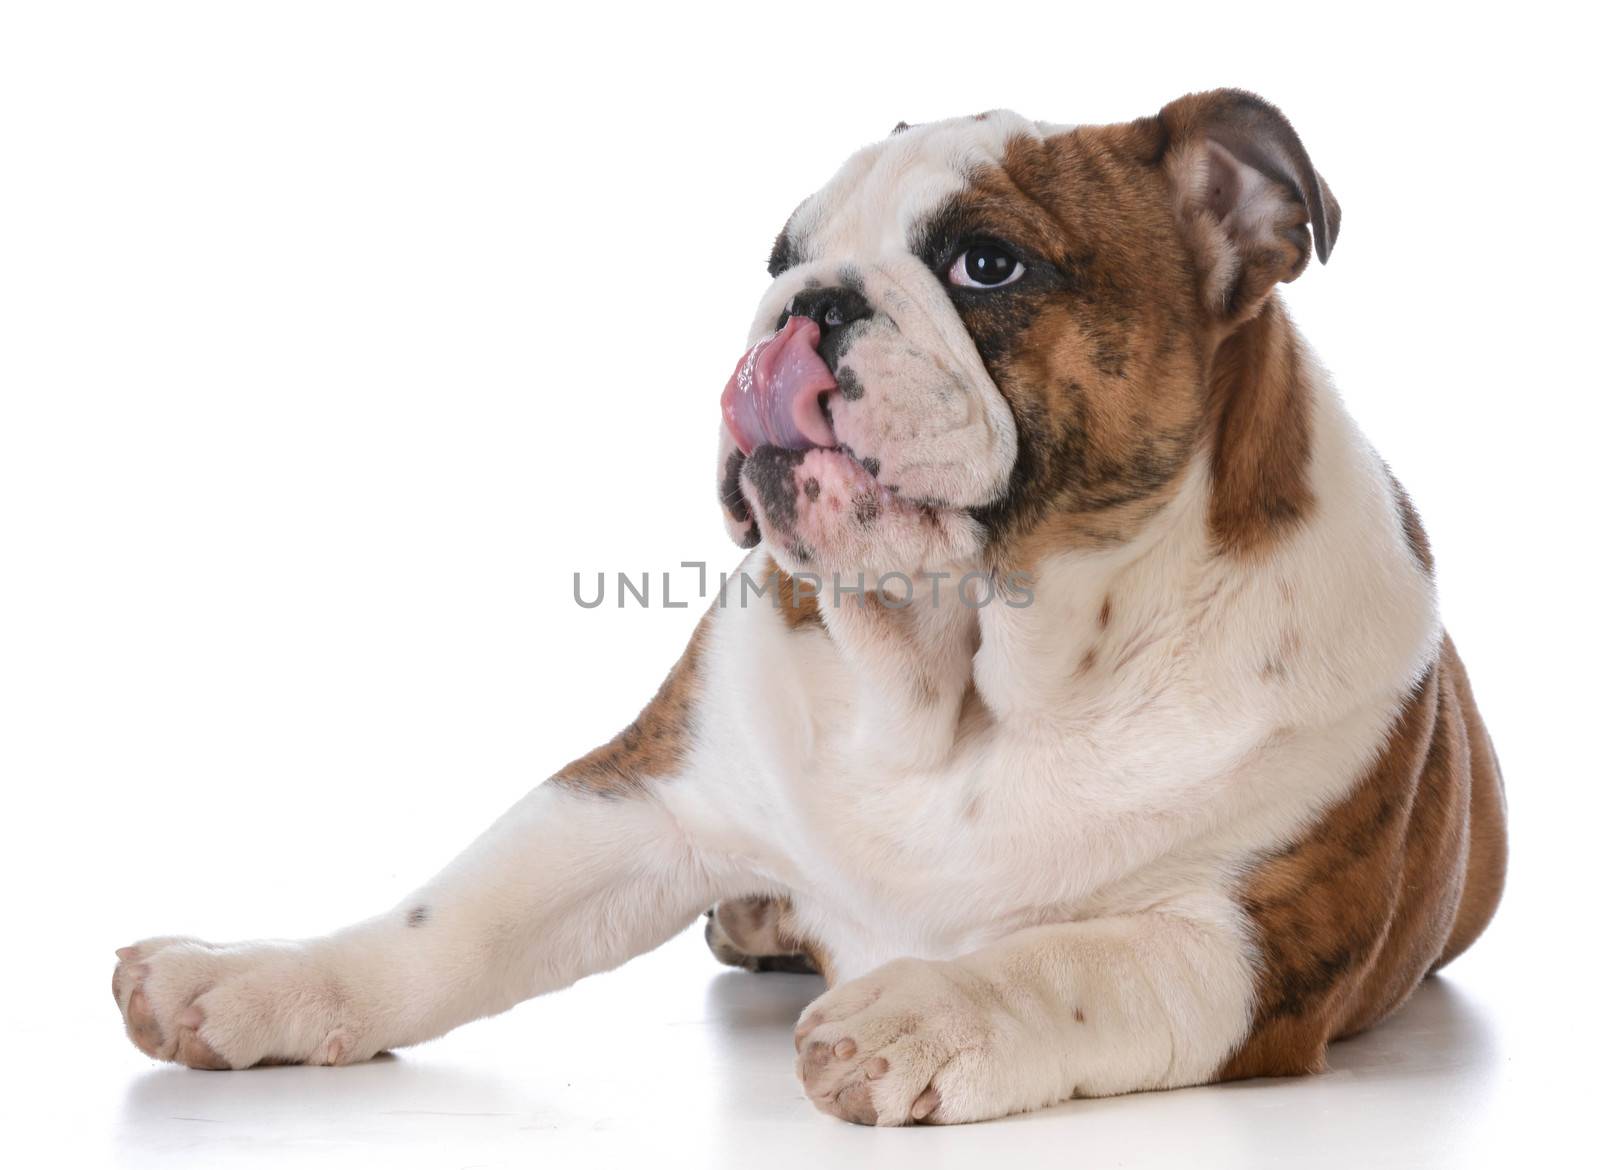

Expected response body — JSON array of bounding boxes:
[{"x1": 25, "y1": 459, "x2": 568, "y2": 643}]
[{"x1": 704, "y1": 897, "x2": 821, "y2": 976}]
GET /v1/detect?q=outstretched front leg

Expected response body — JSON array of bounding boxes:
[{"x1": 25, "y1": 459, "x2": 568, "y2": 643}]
[
  {"x1": 794, "y1": 897, "x2": 1257, "y2": 1125},
  {"x1": 112, "y1": 620, "x2": 727, "y2": 1069}
]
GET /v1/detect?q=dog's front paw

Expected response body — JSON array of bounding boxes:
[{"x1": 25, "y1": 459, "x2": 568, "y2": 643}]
[
  {"x1": 793, "y1": 957, "x2": 1048, "y2": 1126},
  {"x1": 111, "y1": 937, "x2": 362, "y2": 1070}
]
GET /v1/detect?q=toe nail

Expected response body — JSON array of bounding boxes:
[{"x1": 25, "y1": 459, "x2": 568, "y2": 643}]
[
  {"x1": 833, "y1": 1039, "x2": 856, "y2": 1060},
  {"x1": 864, "y1": 1056, "x2": 890, "y2": 1079}
]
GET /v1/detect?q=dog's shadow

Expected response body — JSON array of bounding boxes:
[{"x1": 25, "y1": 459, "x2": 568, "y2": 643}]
[
  {"x1": 118, "y1": 1049, "x2": 535, "y2": 1126},
  {"x1": 115, "y1": 964, "x2": 827, "y2": 1137},
  {"x1": 698, "y1": 964, "x2": 1499, "y2": 1073},
  {"x1": 995, "y1": 974, "x2": 1506, "y2": 1159},
  {"x1": 117, "y1": 968, "x2": 1498, "y2": 1151},
  {"x1": 1317, "y1": 973, "x2": 1502, "y2": 1081},
  {"x1": 695, "y1": 968, "x2": 1503, "y2": 1148},
  {"x1": 704, "y1": 966, "x2": 824, "y2": 1031}
]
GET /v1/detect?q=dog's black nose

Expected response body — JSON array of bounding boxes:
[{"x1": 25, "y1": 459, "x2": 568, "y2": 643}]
[{"x1": 778, "y1": 286, "x2": 873, "y2": 334}]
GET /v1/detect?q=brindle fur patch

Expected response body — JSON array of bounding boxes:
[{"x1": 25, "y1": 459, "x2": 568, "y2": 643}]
[
  {"x1": 551, "y1": 614, "x2": 712, "y2": 797},
  {"x1": 763, "y1": 557, "x2": 823, "y2": 629},
  {"x1": 1385, "y1": 467, "x2": 1434, "y2": 574},
  {"x1": 904, "y1": 109, "x2": 1326, "y2": 566},
  {"x1": 1205, "y1": 298, "x2": 1315, "y2": 556},
  {"x1": 1219, "y1": 636, "x2": 1506, "y2": 1079},
  {"x1": 924, "y1": 124, "x2": 1208, "y2": 556}
]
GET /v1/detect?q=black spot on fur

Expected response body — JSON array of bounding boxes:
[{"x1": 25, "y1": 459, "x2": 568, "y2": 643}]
[
  {"x1": 719, "y1": 450, "x2": 750, "y2": 524},
  {"x1": 803, "y1": 476, "x2": 820, "y2": 501},
  {"x1": 891, "y1": 120, "x2": 911, "y2": 135},
  {"x1": 743, "y1": 446, "x2": 805, "y2": 534},
  {"x1": 406, "y1": 905, "x2": 429, "y2": 928},
  {"x1": 861, "y1": 456, "x2": 880, "y2": 477},
  {"x1": 853, "y1": 493, "x2": 880, "y2": 525},
  {"x1": 767, "y1": 230, "x2": 795, "y2": 278},
  {"x1": 817, "y1": 321, "x2": 867, "y2": 372},
  {"x1": 834, "y1": 365, "x2": 864, "y2": 401},
  {"x1": 721, "y1": 450, "x2": 762, "y2": 548}
]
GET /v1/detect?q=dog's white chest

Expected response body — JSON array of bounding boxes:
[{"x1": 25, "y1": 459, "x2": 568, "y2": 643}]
[{"x1": 680, "y1": 597, "x2": 1247, "y2": 980}]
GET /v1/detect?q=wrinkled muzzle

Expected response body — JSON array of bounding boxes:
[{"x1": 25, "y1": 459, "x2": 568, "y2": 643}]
[{"x1": 714, "y1": 260, "x2": 1018, "y2": 570}]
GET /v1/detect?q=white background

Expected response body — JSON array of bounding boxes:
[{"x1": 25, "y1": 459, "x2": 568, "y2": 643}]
[{"x1": 2, "y1": 2, "x2": 1595, "y2": 1167}]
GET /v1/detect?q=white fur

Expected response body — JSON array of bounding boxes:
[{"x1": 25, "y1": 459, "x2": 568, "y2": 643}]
[
  {"x1": 671, "y1": 365, "x2": 1435, "y2": 1122},
  {"x1": 117, "y1": 786, "x2": 721, "y2": 1067},
  {"x1": 116, "y1": 114, "x2": 1437, "y2": 1126}
]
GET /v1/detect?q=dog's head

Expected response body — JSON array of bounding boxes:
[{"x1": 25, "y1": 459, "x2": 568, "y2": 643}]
[{"x1": 717, "y1": 89, "x2": 1338, "y2": 577}]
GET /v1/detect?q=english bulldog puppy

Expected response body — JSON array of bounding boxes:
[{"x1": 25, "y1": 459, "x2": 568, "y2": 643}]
[{"x1": 112, "y1": 89, "x2": 1507, "y2": 1126}]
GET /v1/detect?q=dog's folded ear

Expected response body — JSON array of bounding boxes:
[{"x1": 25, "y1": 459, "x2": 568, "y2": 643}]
[{"x1": 1159, "y1": 89, "x2": 1340, "y2": 321}]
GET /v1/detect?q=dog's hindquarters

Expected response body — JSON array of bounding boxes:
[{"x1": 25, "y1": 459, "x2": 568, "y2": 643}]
[
  {"x1": 1218, "y1": 635, "x2": 1507, "y2": 1080},
  {"x1": 1433, "y1": 638, "x2": 1507, "y2": 971}
]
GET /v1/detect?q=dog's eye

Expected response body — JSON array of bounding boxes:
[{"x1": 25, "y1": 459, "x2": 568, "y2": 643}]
[{"x1": 948, "y1": 245, "x2": 1024, "y2": 288}]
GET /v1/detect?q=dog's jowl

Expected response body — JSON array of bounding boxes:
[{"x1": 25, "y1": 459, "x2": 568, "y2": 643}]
[{"x1": 112, "y1": 90, "x2": 1506, "y2": 1126}]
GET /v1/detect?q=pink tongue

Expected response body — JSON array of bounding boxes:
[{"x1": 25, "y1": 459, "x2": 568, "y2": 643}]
[{"x1": 720, "y1": 315, "x2": 837, "y2": 455}]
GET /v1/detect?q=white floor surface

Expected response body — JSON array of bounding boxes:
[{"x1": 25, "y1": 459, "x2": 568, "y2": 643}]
[{"x1": 19, "y1": 918, "x2": 1578, "y2": 1170}]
